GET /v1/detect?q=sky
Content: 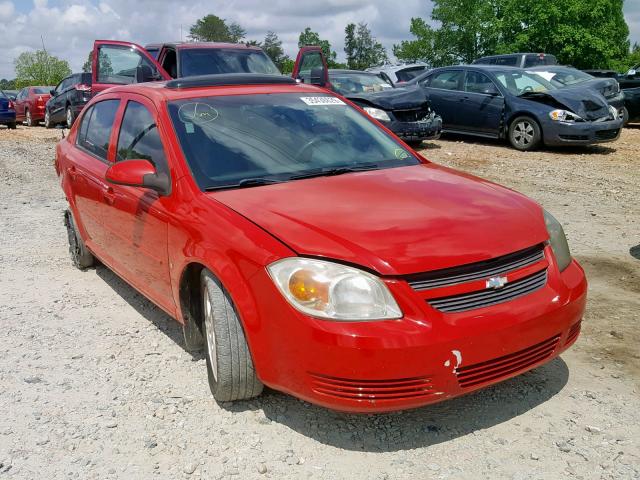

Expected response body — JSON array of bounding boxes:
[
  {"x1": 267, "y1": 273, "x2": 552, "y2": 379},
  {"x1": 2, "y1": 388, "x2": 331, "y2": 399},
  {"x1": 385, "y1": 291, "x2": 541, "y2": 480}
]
[{"x1": 0, "y1": 0, "x2": 639, "y2": 80}]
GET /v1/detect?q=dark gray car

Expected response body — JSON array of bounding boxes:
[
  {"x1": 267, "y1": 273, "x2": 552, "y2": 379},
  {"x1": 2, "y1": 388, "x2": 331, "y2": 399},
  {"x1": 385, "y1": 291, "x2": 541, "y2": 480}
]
[
  {"x1": 44, "y1": 73, "x2": 92, "y2": 128},
  {"x1": 408, "y1": 65, "x2": 623, "y2": 151}
]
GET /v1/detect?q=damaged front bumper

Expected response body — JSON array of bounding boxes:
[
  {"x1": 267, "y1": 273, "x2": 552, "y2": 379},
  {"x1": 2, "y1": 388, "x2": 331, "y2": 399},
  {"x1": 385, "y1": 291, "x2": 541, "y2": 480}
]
[
  {"x1": 386, "y1": 112, "x2": 443, "y2": 142},
  {"x1": 541, "y1": 116, "x2": 623, "y2": 146}
]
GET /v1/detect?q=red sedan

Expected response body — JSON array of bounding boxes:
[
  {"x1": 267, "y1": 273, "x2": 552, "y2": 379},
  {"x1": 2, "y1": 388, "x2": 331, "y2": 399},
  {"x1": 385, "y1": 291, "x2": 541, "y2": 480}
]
[
  {"x1": 55, "y1": 73, "x2": 586, "y2": 413},
  {"x1": 14, "y1": 86, "x2": 54, "y2": 126}
]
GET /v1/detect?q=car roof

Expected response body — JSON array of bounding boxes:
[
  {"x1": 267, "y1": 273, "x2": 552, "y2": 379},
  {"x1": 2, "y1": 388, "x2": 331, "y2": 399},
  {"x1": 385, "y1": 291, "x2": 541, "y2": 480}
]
[
  {"x1": 329, "y1": 69, "x2": 379, "y2": 75},
  {"x1": 94, "y1": 76, "x2": 328, "y2": 103},
  {"x1": 526, "y1": 65, "x2": 578, "y2": 71},
  {"x1": 166, "y1": 42, "x2": 262, "y2": 51}
]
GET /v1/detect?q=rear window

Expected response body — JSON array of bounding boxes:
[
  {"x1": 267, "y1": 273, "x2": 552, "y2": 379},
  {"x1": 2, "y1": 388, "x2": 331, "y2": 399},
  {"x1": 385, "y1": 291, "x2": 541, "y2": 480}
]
[
  {"x1": 179, "y1": 48, "x2": 280, "y2": 77},
  {"x1": 32, "y1": 87, "x2": 51, "y2": 94},
  {"x1": 495, "y1": 56, "x2": 519, "y2": 66},
  {"x1": 524, "y1": 54, "x2": 557, "y2": 67},
  {"x1": 395, "y1": 66, "x2": 427, "y2": 82},
  {"x1": 167, "y1": 93, "x2": 418, "y2": 190}
]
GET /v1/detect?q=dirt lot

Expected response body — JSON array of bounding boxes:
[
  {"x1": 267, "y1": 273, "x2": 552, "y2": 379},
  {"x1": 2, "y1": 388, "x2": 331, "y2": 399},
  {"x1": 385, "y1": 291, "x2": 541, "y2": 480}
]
[{"x1": 0, "y1": 125, "x2": 638, "y2": 480}]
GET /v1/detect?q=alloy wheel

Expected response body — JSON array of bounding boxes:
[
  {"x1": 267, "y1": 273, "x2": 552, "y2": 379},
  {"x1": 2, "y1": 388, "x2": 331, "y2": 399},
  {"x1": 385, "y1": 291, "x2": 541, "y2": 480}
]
[
  {"x1": 26, "y1": 110, "x2": 32, "y2": 127},
  {"x1": 66, "y1": 108, "x2": 73, "y2": 127},
  {"x1": 44, "y1": 111, "x2": 50, "y2": 128},
  {"x1": 203, "y1": 291, "x2": 218, "y2": 381},
  {"x1": 512, "y1": 120, "x2": 534, "y2": 148}
]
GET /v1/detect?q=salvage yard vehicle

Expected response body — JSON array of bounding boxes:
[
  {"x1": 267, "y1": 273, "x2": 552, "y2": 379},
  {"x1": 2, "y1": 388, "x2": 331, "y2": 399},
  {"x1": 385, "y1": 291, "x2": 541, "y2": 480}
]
[
  {"x1": 410, "y1": 65, "x2": 623, "y2": 151},
  {"x1": 56, "y1": 70, "x2": 587, "y2": 413},
  {"x1": 473, "y1": 53, "x2": 558, "y2": 68},
  {"x1": 527, "y1": 66, "x2": 625, "y2": 123},
  {"x1": 14, "y1": 86, "x2": 54, "y2": 126},
  {"x1": 0, "y1": 89, "x2": 16, "y2": 129},
  {"x1": 328, "y1": 69, "x2": 442, "y2": 144},
  {"x1": 45, "y1": 73, "x2": 92, "y2": 128},
  {"x1": 366, "y1": 62, "x2": 430, "y2": 85},
  {"x1": 584, "y1": 65, "x2": 640, "y2": 124}
]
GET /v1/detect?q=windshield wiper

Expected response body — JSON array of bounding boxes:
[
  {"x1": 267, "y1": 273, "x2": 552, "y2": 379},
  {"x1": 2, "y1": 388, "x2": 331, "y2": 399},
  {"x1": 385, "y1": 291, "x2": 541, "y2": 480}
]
[
  {"x1": 288, "y1": 163, "x2": 379, "y2": 181},
  {"x1": 204, "y1": 177, "x2": 283, "y2": 191}
]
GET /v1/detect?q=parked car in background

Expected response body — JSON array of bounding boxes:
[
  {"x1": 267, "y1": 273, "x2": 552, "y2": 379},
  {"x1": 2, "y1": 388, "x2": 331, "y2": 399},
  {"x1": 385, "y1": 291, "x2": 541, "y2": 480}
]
[
  {"x1": 3, "y1": 90, "x2": 18, "y2": 101},
  {"x1": 328, "y1": 69, "x2": 442, "y2": 144},
  {"x1": 473, "y1": 53, "x2": 558, "y2": 68},
  {"x1": 0, "y1": 90, "x2": 16, "y2": 129},
  {"x1": 366, "y1": 62, "x2": 430, "y2": 85},
  {"x1": 584, "y1": 65, "x2": 640, "y2": 124},
  {"x1": 527, "y1": 66, "x2": 626, "y2": 122},
  {"x1": 45, "y1": 73, "x2": 92, "y2": 128},
  {"x1": 409, "y1": 65, "x2": 622, "y2": 151},
  {"x1": 143, "y1": 43, "x2": 163, "y2": 59},
  {"x1": 14, "y1": 86, "x2": 54, "y2": 126},
  {"x1": 56, "y1": 72, "x2": 586, "y2": 413}
]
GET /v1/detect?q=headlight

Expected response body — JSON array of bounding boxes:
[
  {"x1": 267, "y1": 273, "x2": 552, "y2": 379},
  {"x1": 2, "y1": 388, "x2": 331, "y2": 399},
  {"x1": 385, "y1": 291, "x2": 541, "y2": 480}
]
[
  {"x1": 549, "y1": 109, "x2": 583, "y2": 122},
  {"x1": 608, "y1": 105, "x2": 618, "y2": 119},
  {"x1": 267, "y1": 258, "x2": 402, "y2": 321},
  {"x1": 363, "y1": 107, "x2": 391, "y2": 122},
  {"x1": 543, "y1": 210, "x2": 572, "y2": 271}
]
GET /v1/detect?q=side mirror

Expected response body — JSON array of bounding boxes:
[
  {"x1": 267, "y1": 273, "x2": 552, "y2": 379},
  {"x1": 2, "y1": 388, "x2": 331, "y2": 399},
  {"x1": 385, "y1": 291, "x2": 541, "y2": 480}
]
[
  {"x1": 106, "y1": 159, "x2": 170, "y2": 195},
  {"x1": 482, "y1": 85, "x2": 500, "y2": 96},
  {"x1": 136, "y1": 64, "x2": 157, "y2": 83},
  {"x1": 310, "y1": 67, "x2": 327, "y2": 87},
  {"x1": 50, "y1": 89, "x2": 56, "y2": 96}
]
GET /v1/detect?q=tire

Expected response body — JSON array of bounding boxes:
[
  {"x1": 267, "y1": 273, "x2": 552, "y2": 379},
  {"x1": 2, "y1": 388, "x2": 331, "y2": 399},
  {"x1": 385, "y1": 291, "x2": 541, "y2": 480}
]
[
  {"x1": 508, "y1": 116, "x2": 542, "y2": 151},
  {"x1": 407, "y1": 140, "x2": 423, "y2": 148},
  {"x1": 44, "y1": 110, "x2": 53, "y2": 129},
  {"x1": 7, "y1": 122, "x2": 16, "y2": 130},
  {"x1": 200, "y1": 270, "x2": 263, "y2": 402},
  {"x1": 64, "y1": 209, "x2": 95, "y2": 270},
  {"x1": 25, "y1": 109, "x2": 34, "y2": 127},
  {"x1": 66, "y1": 106, "x2": 75, "y2": 128},
  {"x1": 622, "y1": 107, "x2": 629, "y2": 126}
]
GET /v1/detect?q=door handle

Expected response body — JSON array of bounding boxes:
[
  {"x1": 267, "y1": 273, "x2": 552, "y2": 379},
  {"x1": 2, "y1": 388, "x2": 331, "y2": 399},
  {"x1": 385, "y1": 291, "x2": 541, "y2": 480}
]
[
  {"x1": 103, "y1": 186, "x2": 115, "y2": 205},
  {"x1": 460, "y1": 96, "x2": 469, "y2": 102},
  {"x1": 67, "y1": 166, "x2": 77, "y2": 181}
]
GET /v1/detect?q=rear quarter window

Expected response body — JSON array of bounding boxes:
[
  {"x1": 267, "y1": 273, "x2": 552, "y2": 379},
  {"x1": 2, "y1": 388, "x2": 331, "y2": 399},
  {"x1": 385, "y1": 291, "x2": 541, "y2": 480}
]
[{"x1": 495, "y1": 56, "x2": 519, "y2": 66}]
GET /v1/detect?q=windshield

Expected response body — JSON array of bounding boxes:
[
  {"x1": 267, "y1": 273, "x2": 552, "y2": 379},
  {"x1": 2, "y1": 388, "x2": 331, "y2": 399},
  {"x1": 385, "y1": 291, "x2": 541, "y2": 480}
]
[
  {"x1": 168, "y1": 93, "x2": 418, "y2": 190},
  {"x1": 493, "y1": 70, "x2": 557, "y2": 95},
  {"x1": 179, "y1": 48, "x2": 280, "y2": 77},
  {"x1": 529, "y1": 69, "x2": 592, "y2": 87},
  {"x1": 329, "y1": 72, "x2": 393, "y2": 95}
]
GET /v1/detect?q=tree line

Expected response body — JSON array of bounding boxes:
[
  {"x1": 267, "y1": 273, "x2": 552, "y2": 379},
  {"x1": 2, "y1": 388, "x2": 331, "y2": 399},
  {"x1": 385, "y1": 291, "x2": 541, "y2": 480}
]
[{"x1": 4, "y1": 0, "x2": 639, "y2": 89}]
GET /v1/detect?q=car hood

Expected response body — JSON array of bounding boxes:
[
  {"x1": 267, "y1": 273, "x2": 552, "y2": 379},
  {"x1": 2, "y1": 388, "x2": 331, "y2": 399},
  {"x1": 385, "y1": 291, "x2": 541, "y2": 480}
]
[
  {"x1": 209, "y1": 164, "x2": 548, "y2": 276},
  {"x1": 344, "y1": 85, "x2": 429, "y2": 111},
  {"x1": 521, "y1": 88, "x2": 610, "y2": 120}
]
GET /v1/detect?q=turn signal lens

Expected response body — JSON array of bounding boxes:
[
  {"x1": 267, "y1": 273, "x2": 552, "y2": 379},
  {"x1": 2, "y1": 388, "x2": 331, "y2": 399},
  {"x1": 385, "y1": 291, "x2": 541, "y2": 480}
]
[{"x1": 288, "y1": 269, "x2": 329, "y2": 305}]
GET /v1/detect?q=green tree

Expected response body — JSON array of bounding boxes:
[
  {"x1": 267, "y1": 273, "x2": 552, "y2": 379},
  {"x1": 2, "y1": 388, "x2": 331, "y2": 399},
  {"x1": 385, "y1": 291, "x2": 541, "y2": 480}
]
[
  {"x1": 0, "y1": 78, "x2": 16, "y2": 90},
  {"x1": 189, "y1": 14, "x2": 245, "y2": 43},
  {"x1": 344, "y1": 22, "x2": 388, "y2": 70},
  {"x1": 393, "y1": 18, "x2": 437, "y2": 64},
  {"x1": 298, "y1": 27, "x2": 339, "y2": 67},
  {"x1": 82, "y1": 50, "x2": 92, "y2": 73},
  {"x1": 280, "y1": 58, "x2": 295, "y2": 74},
  {"x1": 262, "y1": 31, "x2": 289, "y2": 71},
  {"x1": 14, "y1": 50, "x2": 71, "y2": 88}
]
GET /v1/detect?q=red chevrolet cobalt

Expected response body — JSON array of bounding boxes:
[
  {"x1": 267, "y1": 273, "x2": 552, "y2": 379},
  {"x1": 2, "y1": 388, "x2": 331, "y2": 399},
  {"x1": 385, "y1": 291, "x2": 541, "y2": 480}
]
[{"x1": 55, "y1": 74, "x2": 586, "y2": 413}]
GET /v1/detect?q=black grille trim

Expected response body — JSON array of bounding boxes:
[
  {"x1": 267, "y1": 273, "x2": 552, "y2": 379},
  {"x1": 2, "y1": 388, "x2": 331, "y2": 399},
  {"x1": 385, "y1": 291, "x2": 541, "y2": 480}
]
[
  {"x1": 428, "y1": 269, "x2": 547, "y2": 313},
  {"x1": 393, "y1": 107, "x2": 431, "y2": 122},
  {"x1": 407, "y1": 244, "x2": 545, "y2": 291}
]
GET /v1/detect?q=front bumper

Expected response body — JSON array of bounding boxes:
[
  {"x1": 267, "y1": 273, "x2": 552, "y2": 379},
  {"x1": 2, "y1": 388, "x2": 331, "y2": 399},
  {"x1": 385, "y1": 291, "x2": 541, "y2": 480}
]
[
  {"x1": 387, "y1": 114, "x2": 443, "y2": 142},
  {"x1": 247, "y1": 250, "x2": 587, "y2": 413},
  {"x1": 542, "y1": 116, "x2": 623, "y2": 145}
]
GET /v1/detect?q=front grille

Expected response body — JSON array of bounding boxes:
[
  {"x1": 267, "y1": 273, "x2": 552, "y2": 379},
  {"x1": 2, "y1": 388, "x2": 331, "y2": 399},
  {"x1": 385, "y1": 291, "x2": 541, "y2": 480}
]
[
  {"x1": 309, "y1": 373, "x2": 434, "y2": 401},
  {"x1": 428, "y1": 269, "x2": 547, "y2": 313},
  {"x1": 456, "y1": 335, "x2": 560, "y2": 388},
  {"x1": 407, "y1": 244, "x2": 544, "y2": 291},
  {"x1": 595, "y1": 129, "x2": 619, "y2": 140},
  {"x1": 559, "y1": 134, "x2": 589, "y2": 141},
  {"x1": 393, "y1": 107, "x2": 431, "y2": 122},
  {"x1": 566, "y1": 320, "x2": 581, "y2": 345}
]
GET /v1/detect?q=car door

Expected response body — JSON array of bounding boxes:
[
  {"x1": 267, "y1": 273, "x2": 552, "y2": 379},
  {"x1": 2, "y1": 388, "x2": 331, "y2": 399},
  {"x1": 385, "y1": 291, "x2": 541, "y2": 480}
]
[
  {"x1": 100, "y1": 94, "x2": 174, "y2": 312},
  {"x1": 91, "y1": 40, "x2": 171, "y2": 95},
  {"x1": 458, "y1": 70, "x2": 505, "y2": 136},
  {"x1": 292, "y1": 47, "x2": 329, "y2": 87},
  {"x1": 49, "y1": 78, "x2": 68, "y2": 122},
  {"x1": 419, "y1": 69, "x2": 465, "y2": 130},
  {"x1": 66, "y1": 98, "x2": 121, "y2": 257}
]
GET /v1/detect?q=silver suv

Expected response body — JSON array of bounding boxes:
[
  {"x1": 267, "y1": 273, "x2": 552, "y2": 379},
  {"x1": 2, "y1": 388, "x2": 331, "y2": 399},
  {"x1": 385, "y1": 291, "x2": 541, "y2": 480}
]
[{"x1": 366, "y1": 63, "x2": 429, "y2": 85}]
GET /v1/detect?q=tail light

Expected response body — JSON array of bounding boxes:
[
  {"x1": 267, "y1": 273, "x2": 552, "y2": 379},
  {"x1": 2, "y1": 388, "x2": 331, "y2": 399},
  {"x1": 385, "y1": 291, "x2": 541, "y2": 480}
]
[
  {"x1": 36, "y1": 96, "x2": 45, "y2": 105},
  {"x1": 8, "y1": 100, "x2": 14, "y2": 110},
  {"x1": 74, "y1": 83, "x2": 91, "y2": 92}
]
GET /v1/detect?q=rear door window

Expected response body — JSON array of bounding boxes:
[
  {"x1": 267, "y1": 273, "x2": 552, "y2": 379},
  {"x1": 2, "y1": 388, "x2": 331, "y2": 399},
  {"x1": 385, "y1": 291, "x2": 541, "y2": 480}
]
[
  {"x1": 116, "y1": 101, "x2": 169, "y2": 176},
  {"x1": 77, "y1": 99, "x2": 119, "y2": 161},
  {"x1": 429, "y1": 70, "x2": 464, "y2": 90}
]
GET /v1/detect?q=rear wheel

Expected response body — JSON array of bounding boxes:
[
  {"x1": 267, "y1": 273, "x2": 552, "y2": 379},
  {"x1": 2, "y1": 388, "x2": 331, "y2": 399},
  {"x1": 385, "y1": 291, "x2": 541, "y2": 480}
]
[
  {"x1": 66, "y1": 106, "x2": 74, "y2": 127},
  {"x1": 201, "y1": 270, "x2": 263, "y2": 402},
  {"x1": 7, "y1": 122, "x2": 16, "y2": 130},
  {"x1": 44, "y1": 110, "x2": 53, "y2": 129},
  {"x1": 508, "y1": 116, "x2": 541, "y2": 151},
  {"x1": 25, "y1": 109, "x2": 34, "y2": 127},
  {"x1": 622, "y1": 107, "x2": 629, "y2": 126},
  {"x1": 64, "y1": 210, "x2": 95, "y2": 270}
]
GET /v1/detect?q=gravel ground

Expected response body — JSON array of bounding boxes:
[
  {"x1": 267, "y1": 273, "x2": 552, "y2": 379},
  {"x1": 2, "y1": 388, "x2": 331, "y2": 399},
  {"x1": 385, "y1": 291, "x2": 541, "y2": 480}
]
[{"x1": 0, "y1": 125, "x2": 638, "y2": 480}]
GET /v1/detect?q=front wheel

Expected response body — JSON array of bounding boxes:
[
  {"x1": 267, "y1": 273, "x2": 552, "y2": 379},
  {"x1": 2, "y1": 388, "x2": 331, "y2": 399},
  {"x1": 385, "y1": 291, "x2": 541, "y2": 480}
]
[
  {"x1": 201, "y1": 270, "x2": 263, "y2": 402},
  {"x1": 64, "y1": 210, "x2": 95, "y2": 270},
  {"x1": 7, "y1": 122, "x2": 16, "y2": 130},
  {"x1": 508, "y1": 116, "x2": 541, "y2": 151},
  {"x1": 66, "y1": 107, "x2": 75, "y2": 127}
]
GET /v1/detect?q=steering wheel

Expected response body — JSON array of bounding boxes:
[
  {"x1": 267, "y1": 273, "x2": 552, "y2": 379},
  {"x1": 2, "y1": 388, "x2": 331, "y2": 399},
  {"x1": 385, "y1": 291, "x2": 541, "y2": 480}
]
[
  {"x1": 294, "y1": 137, "x2": 338, "y2": 162},
  {"x1": 520, "y1": 85, "x2": 534, "y2": 94}
]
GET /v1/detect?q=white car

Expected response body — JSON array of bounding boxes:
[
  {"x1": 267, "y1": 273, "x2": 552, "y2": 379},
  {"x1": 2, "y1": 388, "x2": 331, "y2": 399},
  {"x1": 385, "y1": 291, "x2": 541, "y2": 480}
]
[{"x1": 366, "y1": 63, "x2": 429, "y2": 85}]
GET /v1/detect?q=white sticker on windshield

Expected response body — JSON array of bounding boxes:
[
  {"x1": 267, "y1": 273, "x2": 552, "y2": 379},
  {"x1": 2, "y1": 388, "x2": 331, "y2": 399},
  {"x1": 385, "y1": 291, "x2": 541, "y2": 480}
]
[{"x1": 300, "y1": 97, "x2": 346, "y2": 106}]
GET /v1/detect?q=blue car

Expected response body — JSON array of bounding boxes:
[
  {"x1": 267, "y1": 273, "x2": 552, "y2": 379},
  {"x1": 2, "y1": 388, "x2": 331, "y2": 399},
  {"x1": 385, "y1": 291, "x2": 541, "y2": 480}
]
[
  {"x1": 409, "y1": 65, "x2": 623, "y2": 150},
  {"x1": 0, "y1": 90, "x2": 16, "y2": 129}
]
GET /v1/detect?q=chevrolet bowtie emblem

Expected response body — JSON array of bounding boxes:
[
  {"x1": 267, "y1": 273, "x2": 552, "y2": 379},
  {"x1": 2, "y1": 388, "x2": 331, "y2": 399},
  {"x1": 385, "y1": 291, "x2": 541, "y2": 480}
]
[{"x1": 486, "y1": 276, "x2": 508, "y2": 289}]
